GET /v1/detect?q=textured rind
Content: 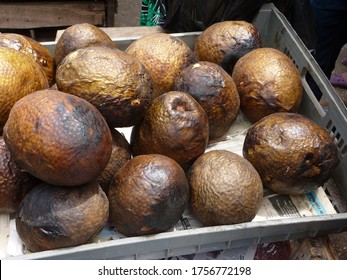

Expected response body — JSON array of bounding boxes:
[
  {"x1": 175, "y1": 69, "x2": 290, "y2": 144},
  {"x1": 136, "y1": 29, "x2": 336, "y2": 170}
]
[
  {"x1": 54, "y1": 23, "x2": 116, "y2": 65},
  {"x1": 56, "y1": 46, "x2": 153, "y2": 128},
  {"x1": 24, "y1": 36, "x2": 56, "y2": 86},
  {"x1": 174, "y1": 61, "x2": 240, "y2": 140},
  {"x1": 3, "y1": 89, "x2": 112, "y2": 186},
  {"x1": 97, "y1": 128, "x2": 131, "y2": 193},
  {"x1": 16, "y1": 182, "x2": 109, "y2": 252},
  {"x1": 188, "y1": 150, "x2": 263, "y2": 226},
  {"x1": 108, "y1": 154, "x2": 189, "y2": 237},
  {"x1": 243, "y1": 112, "x2": 339, "y2": 195},
  {"x1": 130, "y1": 91, "x2": 209, "y2": 168},
  {"x1": 126, "y1": 33, "x2": 196, "y2": 98},
  {"x1": 0, "y1": 137, "x2": 40, "y2": 214},
  {"x1": 232, "y1": 48, "x2": 302, "y2": 123},
  {"x1": 194, "y1": 21, "x2": 262, "y2": 74},
  {"x1": 0, "y1": 46, "x2": 49, "y2": 133},
  {"x1": 0, "y1": 33, "x2": 56, "y2": 86}
]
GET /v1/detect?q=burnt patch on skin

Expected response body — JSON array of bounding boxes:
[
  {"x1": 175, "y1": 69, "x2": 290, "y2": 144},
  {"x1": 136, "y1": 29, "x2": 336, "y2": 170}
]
[
  {"x1": 221, "y1": 37, "x2": 260, "y2": 74},
  {"x1": 34, "y1": 118, "x2": 41, "y2": 133}
]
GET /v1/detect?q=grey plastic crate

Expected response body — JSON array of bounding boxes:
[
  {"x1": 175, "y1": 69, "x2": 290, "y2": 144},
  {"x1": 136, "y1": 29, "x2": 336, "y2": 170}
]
[{"x1": 4, "y1": 3, "x2": 347, "y2": 260}]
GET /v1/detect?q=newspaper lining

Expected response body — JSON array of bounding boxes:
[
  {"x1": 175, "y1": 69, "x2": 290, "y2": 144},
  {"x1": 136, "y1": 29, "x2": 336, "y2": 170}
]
[{"x1": 253, "y1": 186, "x2": 336, "y2": 222}]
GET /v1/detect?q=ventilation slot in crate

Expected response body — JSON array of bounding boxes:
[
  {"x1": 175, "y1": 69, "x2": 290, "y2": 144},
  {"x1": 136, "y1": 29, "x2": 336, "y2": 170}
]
[{"x1": 326, "y1": 120, "x2": 347, "y2": 155}]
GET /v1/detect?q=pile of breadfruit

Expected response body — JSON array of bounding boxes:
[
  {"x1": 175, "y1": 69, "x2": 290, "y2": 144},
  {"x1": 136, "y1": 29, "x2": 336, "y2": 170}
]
[{"x1": 0, "y1": 22, "x2": 339, "y2": 253}]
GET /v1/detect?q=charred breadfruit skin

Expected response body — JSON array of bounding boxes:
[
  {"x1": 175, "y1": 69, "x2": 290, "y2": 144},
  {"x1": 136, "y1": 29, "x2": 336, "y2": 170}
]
[
  {"x1": 232, "y1": 48, "x2": 302, "y2": 123},
  {"x1": 97, "y1": 128, "x2": 131, "y2": 194},
  {"x1": 3, "y1": 89, "x2": 112, "y2": 186},
  {"x1": 126, "y1": 33, "x2": 196, "y2": 98},
  {"x1": 0, "y1": 46, "x2": 49, "y2": 134},
  {"x1": 130, "y1": 91, "x2": 209, "y2": 169},
  {"x1": 243, "y1": 112, "x2": 339, "y2": 195},
  {"x1": 108, "y1": 154, "x2": 189, "y2": 237},
  {"x1": 174, "y1": 61, "x2": 240, "y2": 140},
  {"x1": 188, "y1": 150, "x2": 263, "y2": 226},
  {"x1": 16, "y1": 181, "x2": 109, "y2": 252},
  {"x1": 56, "y1": 46, "x2": 153, "y2": 128},
  {"x1": 0, "y1": 136, "x2": 40, "y2": 214},
  {"x1": 194, "y1": 21, "x2": 262, "y2": 74},
  {"x1": 0, "y1": 33, "x2": 56, "y2": 86},
  {"x1": 54, "y1": 22, "x2": 116, "y2": 65}
]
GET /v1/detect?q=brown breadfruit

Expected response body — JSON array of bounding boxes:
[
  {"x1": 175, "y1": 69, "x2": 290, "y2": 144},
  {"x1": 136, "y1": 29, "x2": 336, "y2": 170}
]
[
  {"x1": 130, "y1": 91, "x2": 209, "y2": 169},
  {"x1": 232, "y1": 47, "x2": 303, "y2": 123},
  {"x1": 16, "y1": 181, "x2": 109, "y2": 252},
  {"x1": 55, "y1": 23, "x2": 116, "y2": 65},
  {"x1": 174, "y1": 61, "x2": 240, "y2": 140},
  {"x1": 126, "y1": 33, "x2": 196, "y2": 98},
  {"x1": 188, "y1": 149, "x2": 263, "y2": 226},
  {"x1": 0, "y1": 33, "x2": 56, "y2": 86},
  {"x1": 108, "y1": 154, "x2": 189, "y2": 237},
  {"x1": 0, "y1": 136, "x2": 41, "y2": 214},
  {"x1": 97, "y1": 128, "x2": 132, "y2": 193},
  {"x1": 243, "y1": 112, "x2": 339, "y2": 195},
  {"x1": 3, "y1": 89, "x2": 112, "y2": 186},
  {"x1": 56, "y1": 46, "x2": 153, "y2": 128},
  {"x1": 194, "y1": 20, "x2": 262, "y2": 74},
  {"x1": 0, "y1": 46, "x2": 49, "y2": 134}
]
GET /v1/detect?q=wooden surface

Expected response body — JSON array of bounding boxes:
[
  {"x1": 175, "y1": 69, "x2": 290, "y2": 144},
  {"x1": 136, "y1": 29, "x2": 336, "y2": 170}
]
[
  {"x1": 0, "y1": 1, "x2": 112, "y2": 29},
  {"x1": 105, "y1": 0, "x2": 116, "y2": 28}
]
